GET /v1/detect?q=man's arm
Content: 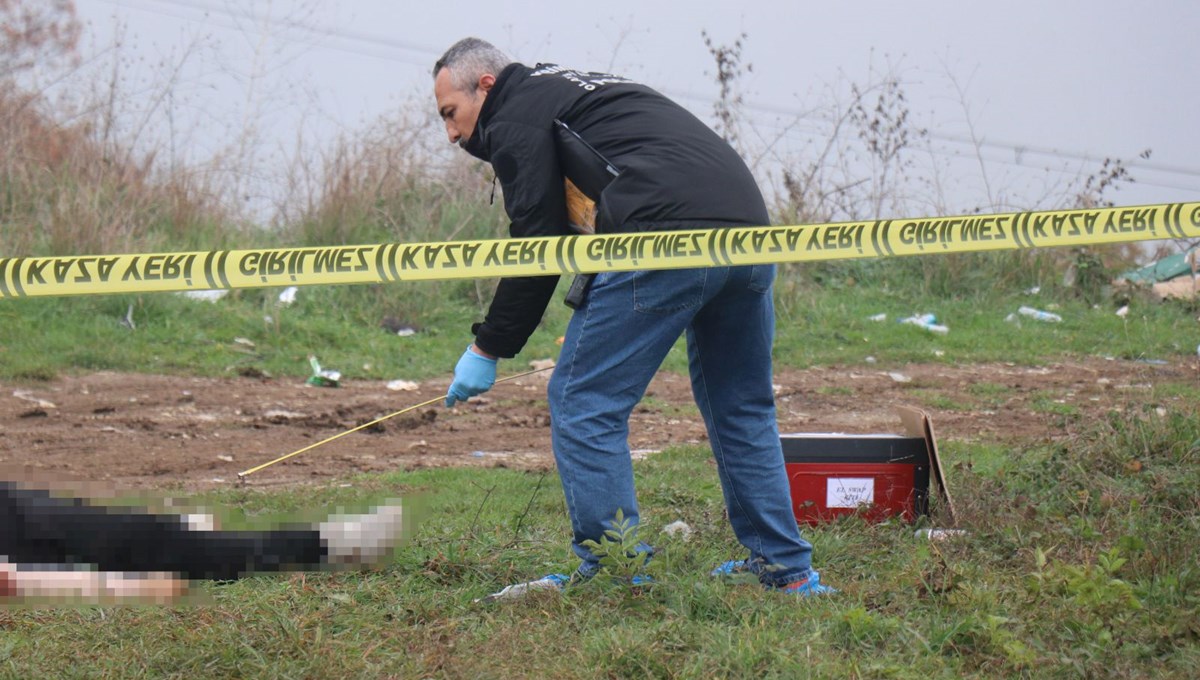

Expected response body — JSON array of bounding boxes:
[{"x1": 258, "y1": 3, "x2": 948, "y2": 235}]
[{"x1": 470, "y1": 120, "x2": 571, "y2": 358}]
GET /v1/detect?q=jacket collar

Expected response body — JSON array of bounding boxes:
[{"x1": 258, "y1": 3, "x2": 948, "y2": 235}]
[{"x1": 462, "y1": 62, "x2": 523, "y2": 160}]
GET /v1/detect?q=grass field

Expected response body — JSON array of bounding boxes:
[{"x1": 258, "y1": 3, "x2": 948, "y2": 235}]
[
  {"x1": 2, "y1": 410, "x2": 1197, "y2": 678},
  {"x1": 1, "y1": 267, "x2": 1195, "y2": 382}
]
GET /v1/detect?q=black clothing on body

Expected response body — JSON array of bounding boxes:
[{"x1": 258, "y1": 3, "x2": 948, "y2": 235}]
[{"x1": 1, "y1": 482, "x2": 324, "y2": 580}]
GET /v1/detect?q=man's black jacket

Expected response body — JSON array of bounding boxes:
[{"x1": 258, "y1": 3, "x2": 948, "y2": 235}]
[{"x1": 461, "y1": 62, "x2": 770, "y2": 358}]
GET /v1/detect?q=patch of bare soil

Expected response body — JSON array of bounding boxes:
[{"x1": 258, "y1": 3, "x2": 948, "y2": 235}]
[{"x1": 1, "y1": 357, "x2": 1195, "y2": 492}]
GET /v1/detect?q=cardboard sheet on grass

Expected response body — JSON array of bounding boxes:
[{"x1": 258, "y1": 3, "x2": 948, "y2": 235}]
[{"x1": 780, "y1": 406, "x2": 955, "y2": 525}]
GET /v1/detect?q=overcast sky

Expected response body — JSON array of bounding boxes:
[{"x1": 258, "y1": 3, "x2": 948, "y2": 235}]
[{"x1": 69, "y1": 0, "x2": 1200, "y2": 220}]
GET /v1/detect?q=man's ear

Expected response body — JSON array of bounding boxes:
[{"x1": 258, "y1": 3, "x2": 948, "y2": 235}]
[{"x1": 478, "y1": 73, "x2": 496, "y2": 93}]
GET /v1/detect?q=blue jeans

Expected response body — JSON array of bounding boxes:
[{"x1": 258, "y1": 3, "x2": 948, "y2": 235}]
[{"x1": 547, "y1": 264, "x2": 815, "y2": 587}]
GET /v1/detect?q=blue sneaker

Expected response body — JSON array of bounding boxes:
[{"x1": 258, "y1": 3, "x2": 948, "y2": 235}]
[{"x1": 774, "y1": 571, "x2": 837, "y2": 597}]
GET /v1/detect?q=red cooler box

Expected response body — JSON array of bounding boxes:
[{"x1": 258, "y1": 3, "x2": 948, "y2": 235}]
[{"x1": 780, "y1": 407, "x2": 946, "y2": 525}]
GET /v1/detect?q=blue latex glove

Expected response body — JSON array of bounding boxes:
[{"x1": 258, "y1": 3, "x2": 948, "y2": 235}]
[{"x1": 445, "y1": 345, "x2": 497, "y2": 407}]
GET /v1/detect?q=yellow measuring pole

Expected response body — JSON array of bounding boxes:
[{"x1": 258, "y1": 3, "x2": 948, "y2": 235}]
[{"x1": 236, "y1": 366, "x2": 553, "y2": 480}]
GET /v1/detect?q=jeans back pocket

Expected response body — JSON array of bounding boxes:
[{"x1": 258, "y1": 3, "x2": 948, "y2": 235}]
[{"x1": 748, "y1": 264, "x2": 776, "y2": 294}]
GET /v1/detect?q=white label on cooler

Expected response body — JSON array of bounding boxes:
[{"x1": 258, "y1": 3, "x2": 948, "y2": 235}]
[{"x1": 826, "y1": 478, "x2": 875, "y2": 508}]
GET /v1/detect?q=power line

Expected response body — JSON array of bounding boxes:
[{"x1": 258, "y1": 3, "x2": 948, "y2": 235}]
[
  {"x1": 96, "y1": 0, "x2": 436, "y2": 68},
  {"x1": 737, "y1": 109, "x2": 1198, "y2": 194},
  {"x1": 143, "y1": 0, "x2": 442, "y2": 60},
  {"x1": 90, "y1": 0, "x2": 1200, "y2": 191},
  {"x1": 663, "y1": 87, "x2": 1200, "y2": 181}
]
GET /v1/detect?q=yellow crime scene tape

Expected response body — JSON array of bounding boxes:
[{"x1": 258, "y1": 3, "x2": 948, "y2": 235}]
[{"x1": 2, "y1": 202, "x2": 1197, "y2": 300}]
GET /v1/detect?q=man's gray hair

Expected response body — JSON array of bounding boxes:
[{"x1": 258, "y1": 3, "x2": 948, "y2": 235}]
[{"x1": 433, "y1": 38, "x2": 513, "y2": 92}]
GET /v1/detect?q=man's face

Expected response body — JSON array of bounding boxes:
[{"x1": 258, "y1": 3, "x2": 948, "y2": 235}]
[{"x1": 434, "y1": 68, "x2": 492, "y2": 148}]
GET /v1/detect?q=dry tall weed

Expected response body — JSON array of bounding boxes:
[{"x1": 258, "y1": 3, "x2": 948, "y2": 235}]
[
  {"x1": 0, "y1": 87, "x2": 232, "y2": 256},
  {"x1": 279, "y1": 100, "x2": 504, "y2": 247},
  {"x1": 0, "y1": 1, "x2": 242, "y2": 256}
]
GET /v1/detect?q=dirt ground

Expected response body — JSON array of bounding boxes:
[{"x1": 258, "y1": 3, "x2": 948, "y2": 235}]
[{"x1": 1, "y1": 357, "x2": 1196, "y2": 493}]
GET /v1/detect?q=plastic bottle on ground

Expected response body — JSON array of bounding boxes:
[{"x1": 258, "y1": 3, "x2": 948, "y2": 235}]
[{"x1": 1017, "y1": 306, "x2": 1062, "y2": 323}]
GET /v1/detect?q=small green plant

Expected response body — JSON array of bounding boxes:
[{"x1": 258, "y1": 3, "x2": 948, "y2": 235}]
[
  {"x1": 1068, "y1": 247, "x2": 1112, "y2": 306},
  {"x1": 916, "y1": 390, "x2": 967, "y2": 412},
  {"x1": 1027, "y1": 546, "x2": 1143, "y2": 620},
  {"x1": 944, "y1": 613, "x2": 1037, "y2": 670},
  {"x1": 966, "y1": 382, "x2": 1010, "y2": 398},
  {"x1": 1031, "y1": 395, "x2": 1082, "y2": 418},
  {"x1": 579, "y1": 508, "x2": 652, "y2": 582}
]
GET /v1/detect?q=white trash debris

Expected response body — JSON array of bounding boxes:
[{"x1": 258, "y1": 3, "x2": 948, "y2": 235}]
[
  {"x1": 915, "y1": 528, "x2": 968, "y2": 541},
  {"x1": 386, "y1": 380, "x2": 420, "y2": 392},
  {"x1": 381, "y1": 318, "x2": 419, "y2": 336},
  {"x1": 475, "y1": 575, "x2": 566, "y2": 603},
  {"x1": 12, "y1": 390, "x2": 56, "y2": 409},
  {"x1": 306, "y1": 356, "x2": 341, "y2": 387},
  {"x1": 1017, "y1": 306, "x2": 1062, "y2": 323},
  {"x1": 1115, "y1": 305, "x2": 1129, "y2": 318},
  {"x1": 180, "y1": 289, "x2": 228, "y2": 302},
  {"x1": 868, "y1": 313, "x2": 887, "y2": 322},
  {"x1": 278, "y1": 286, "x2": 299, "y2": 305},
  {"x1": 899, "y1": 313, "x2": 949, "y2": 334},
  {"x1": 662, "y1": 520, "x2": 694, "y2": 542}
]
